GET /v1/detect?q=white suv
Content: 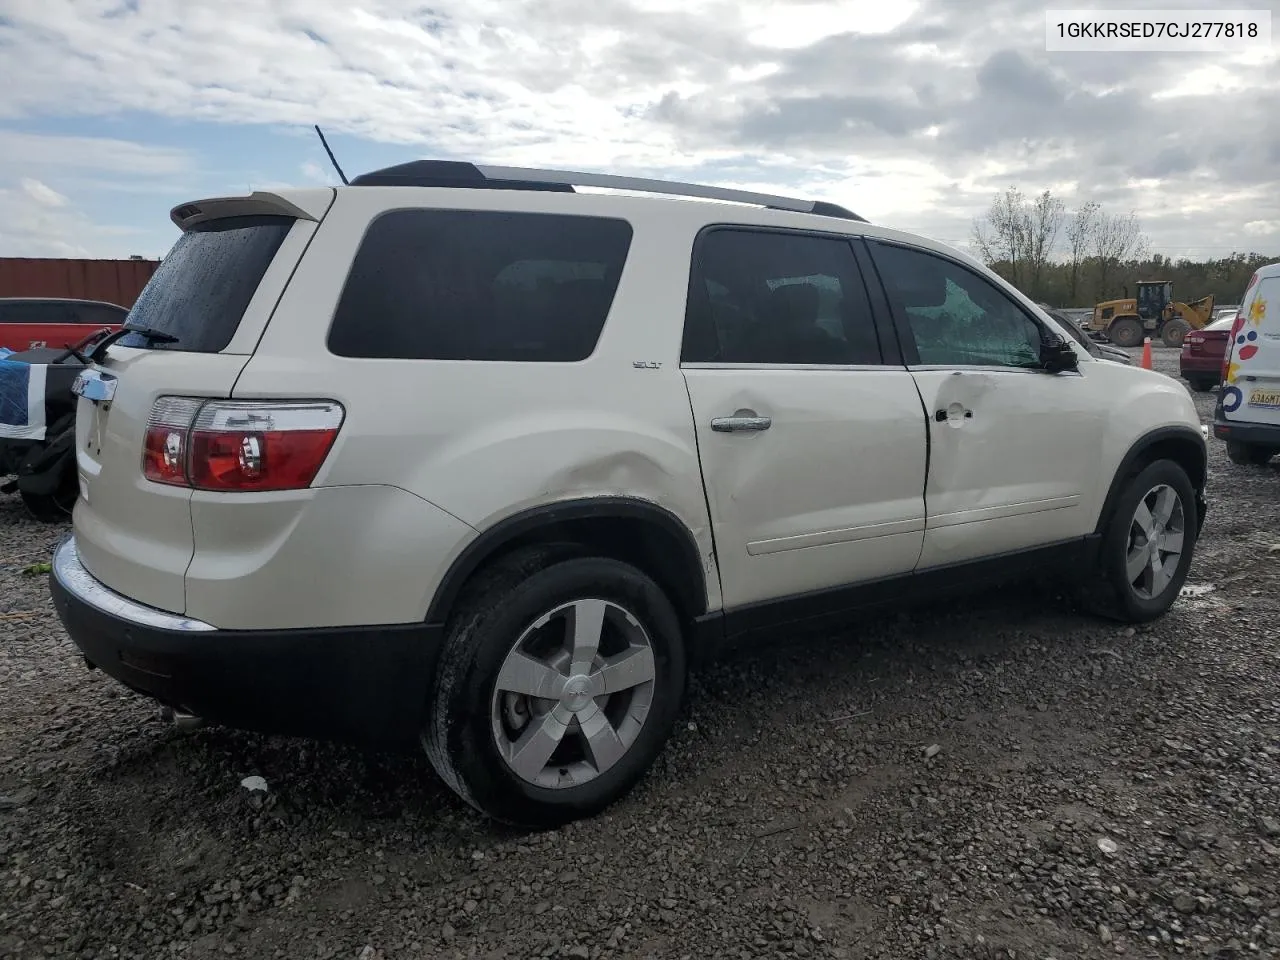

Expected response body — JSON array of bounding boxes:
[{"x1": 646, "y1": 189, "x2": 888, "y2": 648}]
[{"x1": 50, "y1": 162, "x2": 1209, "y2": 827}]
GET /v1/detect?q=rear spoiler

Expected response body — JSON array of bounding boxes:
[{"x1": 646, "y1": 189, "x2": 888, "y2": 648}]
[{"x1": 169, "y1": 190, "x2": 332, "y2": 231}]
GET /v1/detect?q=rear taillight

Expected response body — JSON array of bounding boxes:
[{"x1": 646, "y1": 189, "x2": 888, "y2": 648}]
[
  {"x1": 143, "y1": 397, "x2": 205, "y2": 486},
  {"x1": 1223, "y1": 311, "x2": 1245, "y2": 382},
  {"x1": 142, "y1": 398, "x2": 344, "y2": 491}
]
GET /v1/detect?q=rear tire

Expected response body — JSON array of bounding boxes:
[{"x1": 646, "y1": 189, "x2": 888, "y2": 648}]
[
  {"x1": 423, "y1": 548, "x2": 687, "y2": 828},
  {"x1": 1226, "y1": 441, "x2": 1276, "y2": 466},
  {"x1": 1107, "y1": 317, "x2": 1144, "y2": 349},
  {"x1": 19, "y1": 480, "x2": 77, "y2": 523},
  {"x1": 1077, "y1": 459, "x2": 1198, "y2": 623},
  {"x1": 1187, "y1": 377, "x2": 1217, "y2": 393}
]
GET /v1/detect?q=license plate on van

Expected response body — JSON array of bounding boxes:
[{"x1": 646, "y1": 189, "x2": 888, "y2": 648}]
[{"x1": 1248, "y1": 389, "x2": 1280, "y2": 408}]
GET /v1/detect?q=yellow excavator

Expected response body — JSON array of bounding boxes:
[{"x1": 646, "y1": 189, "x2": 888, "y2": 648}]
[{"x1": 1082, "y1": 281, "x2": 1215, "y2": 349}]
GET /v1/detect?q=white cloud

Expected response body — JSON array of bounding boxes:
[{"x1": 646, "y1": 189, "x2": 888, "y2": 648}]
[
  {"x1": 0, "y1": 130, "x2": 191, "y2": 177},
  {"x1": 0, "y1": 182, "x2": 141, "y2": 258},
  {"x1": 1243, "y1": 220, "x2": 1280, "y2": 237},
  {"x1": 0, "y1": 128, "x2": 194, "y2": 256},
  {"x1": 20, "y1": 178, "x2": 69, "y2": 208},
  {"x1": 1151, "y1": 64, "x2": 1252, "y2": 100},
  {"x1": 300, "y1": 160, "x2": 330, "y2": 184},
  {"x1": 740, "y1": 0, "x2": 920, "y2": 48}
]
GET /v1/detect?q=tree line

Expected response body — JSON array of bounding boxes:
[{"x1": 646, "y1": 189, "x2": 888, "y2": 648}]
[{"x1": 969, "y1": 187, "x2": 1276, "y2": 308}]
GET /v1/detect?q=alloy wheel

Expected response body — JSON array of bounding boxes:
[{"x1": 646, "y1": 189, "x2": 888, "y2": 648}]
[
  {"x1": 490, "y1": 598, "x2": 657, "y2": 789},
  {"x1": 1126, "y1": 483, "x2": 1186, "y2": 600}
]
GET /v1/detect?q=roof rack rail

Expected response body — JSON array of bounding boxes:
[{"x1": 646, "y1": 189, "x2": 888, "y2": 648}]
[{"x1": 348, "y1": 160, "x2": 868, "y2": 223}]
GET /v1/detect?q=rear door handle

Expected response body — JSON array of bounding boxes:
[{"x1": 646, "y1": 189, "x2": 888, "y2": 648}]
[{"x1": 711, "y1": 415, "x2": 772, "y2": 433}]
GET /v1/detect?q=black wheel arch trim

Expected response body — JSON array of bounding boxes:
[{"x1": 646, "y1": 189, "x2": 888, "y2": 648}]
[
  {"x1": 1094, "y1": 425, "x2": 1208, "y2": 538},
  {"x1": 425, "y1": 497, "x2": 711, "y2": 626}
]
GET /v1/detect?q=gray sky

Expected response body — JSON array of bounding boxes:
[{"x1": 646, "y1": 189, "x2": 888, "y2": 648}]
[{"x1": 0, "y1": 0, "x2": 1275, "y2": 261}]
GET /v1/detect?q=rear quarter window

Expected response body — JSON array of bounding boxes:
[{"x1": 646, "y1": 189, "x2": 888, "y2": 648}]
[
  {"x1": 327, "y1": 209, "x2": 633, "y2": 361},
  {"x1": 117, "y1": 215, "x2": 294, "y2": 353}
]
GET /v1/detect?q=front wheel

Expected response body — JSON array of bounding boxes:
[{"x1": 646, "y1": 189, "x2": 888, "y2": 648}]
[
  {"x1": 1226, "y1": 441, "x2": 1276, "y2": 466},
  {"x1": 1077, "y1": 459, "x2": 1198, "y2": 623},
  {"x1": 423, "y1": 549, "x2": 687, "y2": 828}
]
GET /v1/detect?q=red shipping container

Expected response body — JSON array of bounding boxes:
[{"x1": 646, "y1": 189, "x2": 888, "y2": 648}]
[{"x1": 0, "y1": 257, "x2": 159, "y2": 309}]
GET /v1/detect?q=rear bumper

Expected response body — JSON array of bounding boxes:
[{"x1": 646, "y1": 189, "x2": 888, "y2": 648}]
[
  {"x1": 49, "y1": 535, "x2": 441, "y2": 746},
  {"x1": 1179, "y1": 355, "x2": 1222, "y2": 376},
  {"x1": 1213, "y1": 417, "x2": 1280, "y2": 446}
]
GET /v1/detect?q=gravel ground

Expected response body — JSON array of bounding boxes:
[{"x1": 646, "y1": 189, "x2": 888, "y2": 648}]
[{"x1": 2, "y1": 345, "x2": 1278, "y2": 960}]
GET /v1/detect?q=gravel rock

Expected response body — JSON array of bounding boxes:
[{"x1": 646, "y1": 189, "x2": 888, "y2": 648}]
[{"x1": 2, "y1": 344, "x2": 1277, "y2": 959}]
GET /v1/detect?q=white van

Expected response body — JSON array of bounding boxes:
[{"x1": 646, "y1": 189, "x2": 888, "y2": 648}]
[{"x1": 1214, "y1": 262, "x2": 1280, "y2": 465}]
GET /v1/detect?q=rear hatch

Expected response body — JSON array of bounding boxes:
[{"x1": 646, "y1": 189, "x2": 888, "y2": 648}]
[
  {"x1": 72, "y1": 190, "x2": 333, "y2": 613},
  {"x1": 1222, "y1": 267, "x2": 1280, "y2": 426}
]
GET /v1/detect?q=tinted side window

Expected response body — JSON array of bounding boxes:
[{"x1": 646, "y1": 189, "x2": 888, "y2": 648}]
[
  {"x1": 119, "y1": 215, "x2": 294, "y2": 353},
  {"x1": 872, "y1": 243, "x2": 1043, "y2": 368},
  {"x1": 328, "y1": 210, "x2": 633, "y2": 361},
  {"x1": 682, "y1": 229, "x2": 880, "y2": 365}
]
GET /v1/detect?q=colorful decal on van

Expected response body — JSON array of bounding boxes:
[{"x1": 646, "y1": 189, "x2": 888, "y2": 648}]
[
  {"x1": 1236, "y1": 326, "x2": 1260, "y2": 361},
  {"x1": 1222, "y1": 383, "x2": 1243, "y2": 413},
  {"x1": 1223, "y1": 274, "x2": 1270, "y2": 413},
  {"x1": 1224, "y1": 276, "x2": 1267, "y2": 387}
]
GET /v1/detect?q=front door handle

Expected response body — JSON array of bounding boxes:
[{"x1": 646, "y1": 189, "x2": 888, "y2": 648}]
[
  {"x1": 711, "y1": 414, "x2": 772, "y2": 433},
  {"x1": 935, "y1": 406, "x2": 973, "y2": 422}
]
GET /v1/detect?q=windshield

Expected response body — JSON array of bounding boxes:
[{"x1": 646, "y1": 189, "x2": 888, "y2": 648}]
[{"x1": 117, "y1": 215, "x2": 293, "y2": 353}]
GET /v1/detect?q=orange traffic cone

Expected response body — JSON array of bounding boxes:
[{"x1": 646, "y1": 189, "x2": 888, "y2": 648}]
[{"x1": 1140, "y1": 337, "x2": 1153, "y2": 370}]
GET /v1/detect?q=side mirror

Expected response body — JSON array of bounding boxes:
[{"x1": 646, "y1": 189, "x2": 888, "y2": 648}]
[{"x1": 1041, "y1": 335, "x2": 1080, "y2": 373}]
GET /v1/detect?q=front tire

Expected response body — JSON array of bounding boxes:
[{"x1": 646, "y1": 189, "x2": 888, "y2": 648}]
[
  {"x1": 1226, "y1": 441, "x2": 1276, "y2": 466},
  {"x1": 1077, "y1": 459, "x2": 1198, "y2": 623},
  {"x1": 423, "y1": 548, "x2": 687, "y2": 828}
]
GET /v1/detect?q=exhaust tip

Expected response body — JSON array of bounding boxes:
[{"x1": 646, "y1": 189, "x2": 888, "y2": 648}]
[{"x1": 159, "y1": 705, "x2": 205, "y2": 732}]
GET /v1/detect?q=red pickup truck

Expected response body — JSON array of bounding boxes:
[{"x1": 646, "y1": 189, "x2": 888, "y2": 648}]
[{"x1": 0, "y1": 297, "x2": 128, "y2": 353}]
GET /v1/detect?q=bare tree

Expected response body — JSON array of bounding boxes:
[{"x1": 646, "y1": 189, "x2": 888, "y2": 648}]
[
  {"x1": 1092, "y1": 210, "x2": 1149, "y2": 299},
  {"x1": 1025, "y1": 190, "x2": 1065, "y2": 299},
  {"x1": 971, "y1": 187, "x2": 1029, "y2": 287},
  {"x1": 1066, "y1": 200, "x2": 1099, "y2": 305}
]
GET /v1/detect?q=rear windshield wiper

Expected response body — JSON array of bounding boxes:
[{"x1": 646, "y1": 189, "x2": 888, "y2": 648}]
[
  {"x1": 89, "y1": 325, "x2": 180, "y2": 363},
  {"x1": 52, "y1": 326, "x2": 116, "y2": 365}
]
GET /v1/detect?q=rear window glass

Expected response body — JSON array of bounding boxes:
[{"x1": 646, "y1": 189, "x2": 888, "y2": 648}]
[
  {"x1": 327, "y1": 209, "x2": 633, "y2": 361},
  {"x1": 117, "y1": 215, "x2": 293, "y2": 353}
]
